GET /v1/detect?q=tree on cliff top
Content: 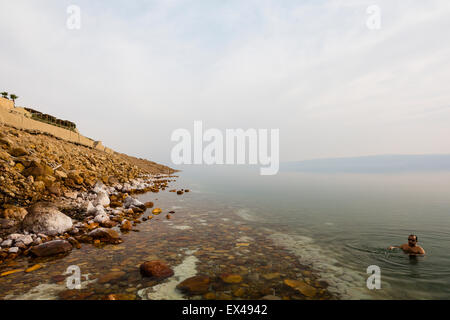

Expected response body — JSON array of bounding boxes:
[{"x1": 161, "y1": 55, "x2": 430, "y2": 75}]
[
  {"x1": 1, "y1": 92, "x2": 8, "y2": 99},
  {"x1": 10, "y1": 94, "x2": 18, "y2": 105}
]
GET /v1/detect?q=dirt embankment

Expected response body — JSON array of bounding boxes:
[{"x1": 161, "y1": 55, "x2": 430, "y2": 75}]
[{"x1": 0, "y1": 124, "x2": 175, "y2": 209}]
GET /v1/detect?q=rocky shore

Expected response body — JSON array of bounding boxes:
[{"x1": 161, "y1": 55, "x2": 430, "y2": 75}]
[
  {"x1": 0, "y1": 124, "x2": 176, "y2": 265},
  {"x1": 1, "y1": 124, "x2": 335, "y2": 301}
]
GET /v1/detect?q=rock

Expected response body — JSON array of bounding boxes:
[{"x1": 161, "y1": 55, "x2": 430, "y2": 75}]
[
  {"x1": 204, "y1": 292, "x2": 216, "y2": 300},
  {"x1": 93, "y1": 181, "x2": 106, "y2": 193},
  {"x1": 101, "y1": 220, "x2": 117, "y2": 228},
  {"x1": 14, "y1": 162, "x2": 25, "y2": 172},
  {"x1": 120, "y1": 220, "x2": 132, "y2": 231},
  {"x1": 64, "y1": 191, "x2": 78, "y2": 199},
  {"x1": 55, "y1": 170, "x2": 68, "y2": 179},
  {"x1": 176, "y1": 275, "x2": 211, "y2": 295},
  {"x1": 25, "y1": 264, "x2": 42, "y2": 273},
  {"x1": 0, "y1": 137, "x2": 13, "y2": 148},
  {"x1": 144, "y1": 202, "x2": 154, "y2": 208},
  {"x1": 47, "y1": 183, "x2": 62, "y2": 196},
  {"x1": 12, "y1": 234, "x2": 33, "y2": 246},
  {"x1": 123, "y1": 196, "x2": 145, "y2": 210},
  {"x1": 0, "y1": 149, "x2": 11, "y2": 161},
  {"x1": 33, "y1": 181, "x2": 45, "y2": 192},
  {"x1": 86, "y1": 201, "x2": 96, "y2": 214},
  {"x1": 177, "y1": 190, "x2": 184, "y2": 195},
  {"x1": 67, "y1": 171, "x2": 83, "y2": 185},
  {"x1": 30, "y1": 240, "x2": 73, "y2": 257},
  {"x1": 131, "y1": 206, "x2": 144, "y2": 214},
  {"x1": 233, "y1": 287, "x2": 246, "y2": 297},
  {"x1": 94, "y1": 210, "x2": 110, "y2": 224},
  {"x1": 220, "y1": 274, "x2": 243, "y2": 284},
  {"x1": 98, "y1": 271, "x2": 126, "y2": 284},
  {"x1": 1, "y1": 239, "x2": 13, "y2": 247},
  {"x1": 22, "y1": 202, "x2": 73, "y2": 235},
  {"x1": 67, "y1": 237, "x2": 81, "y2": 249},
  {"x1": 0, "y1": 218, "x2": 18, "y2": 229},
  {"x1": 94, "y1": 190, "x2": 110, "y2": 207},
  {"x1": 88, "y1": 228, "x2": 121, "y2": 243},
  {"x1": 26, "y1": 175, "x2": 34, "y2": 184},
  {"x1": 262, "y1": 272, "x2": 281, "y2": 280},
  {"x1": 22, "y1": 161, "x2": 53, "y2": 178},
  {"x1": 283, "y1": 279, "x2": 317, "y2": 298},
  {"x1": 152, "y1": 208, "x2": 162, "y2": 215},
  {"x1": 139, "y1": 260, "x2": 174, "y2": 279},
  {"x1": 0, "y1": 269, "x2": 24, "y2": 277},
  {"x1": 1, "y1": 206, "x2": 28, "y2": 221},
  {"x1": 9, "y1": 147, "x2": 28, "y2": 157}
]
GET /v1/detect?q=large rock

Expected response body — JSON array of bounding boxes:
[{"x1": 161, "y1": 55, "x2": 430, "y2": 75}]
[
  {"x1": 9, "y1": 147, "x2": 28, "y2": 157},
  {"x1": 88, "y1": 228, "x2": 121, "y2": 243},
  {"x1": 123, "y1": 196, "x2": 146, "y2": 210},
  {"x1": 176, "y1": 276, "x2": 211, "y2": 295},
  {"x1": 139, "y1": 260, "x2": 174, "y2": 279},
  {"x1": 94, "y1": 190, "x2": 110, "y2": 207},
  {"x1": 22, "y1": 202, "x2": 73, "y2": 235},
  {"x1": 22, "y1": 161, "x2": 53, "y2": 178},
  {"x1": 30, "y1": 240, "x2": 73, "y2": 257},
  {"x1": 86, "y1": 201, "x2": 96, "y2": 215}
]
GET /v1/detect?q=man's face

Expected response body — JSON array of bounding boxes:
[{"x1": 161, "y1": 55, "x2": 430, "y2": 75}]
[{"x1": 408, "y1": 236, "x2": 417, "y2": 247}]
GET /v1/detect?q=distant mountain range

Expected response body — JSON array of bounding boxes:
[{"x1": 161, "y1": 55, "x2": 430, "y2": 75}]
[{"x1": 281, "y1": 154, "x2": 450, "y2": 173}]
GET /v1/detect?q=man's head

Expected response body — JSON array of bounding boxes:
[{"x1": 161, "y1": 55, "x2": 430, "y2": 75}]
[{"x1": 408, "y1": 234, "x2": 418, "y2": 247}]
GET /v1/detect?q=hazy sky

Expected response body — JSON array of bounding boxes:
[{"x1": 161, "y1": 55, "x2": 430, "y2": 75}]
[{"x1": 1, "y1": 0, "x2": 450, "y2": 165}]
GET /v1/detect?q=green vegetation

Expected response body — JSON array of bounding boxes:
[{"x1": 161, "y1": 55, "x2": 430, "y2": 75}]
[{"x1": 10, "y1": 94, "x2": 18, "y2": 104}]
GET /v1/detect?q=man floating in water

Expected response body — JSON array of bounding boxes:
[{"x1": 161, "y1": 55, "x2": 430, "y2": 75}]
[{"x1": 388, "y1": 235, "x2": 426, "y2": 255}]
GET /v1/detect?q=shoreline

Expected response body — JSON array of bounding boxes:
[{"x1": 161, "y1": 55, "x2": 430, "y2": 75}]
[
  {"x1": 1, "y1": 123, "x2": 177, "y2": 265},
  {"x1": 1, "y1": 125, "x2": 337, "y2": 301},
  {"x1": 0, "y1": 180, "x2": 337, "y2": 300}
]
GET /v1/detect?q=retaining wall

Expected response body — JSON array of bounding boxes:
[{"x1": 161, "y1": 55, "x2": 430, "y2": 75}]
[{"x1": 0, "y1": 97, "x2": 113, "y2": 154}]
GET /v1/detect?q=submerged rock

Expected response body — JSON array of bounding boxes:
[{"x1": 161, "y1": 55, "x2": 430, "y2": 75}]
[
  {"x1": 176, "y1": 275, "x2": 211, "y2": 295},
  {"x1": 30, "y1": 240, "x2": 73, "y2": 257},
  {"x1": 152, "y1": 208, "x2": 162, "y2": 215},
  {"x1": 22, "y1": 202, "x2": 73, "y2": 235},
  {"x1": 283, "y1": 279, "x2": 317, "y2": 298},
  {"x1": 139, "y1": 260, "x2": 174, "y2": 279},
  {"x1": 220, "y1": 274, "x2": 243, "y2": 284},
  {"x1": 88, "y1": 228, "x2": 121, "y2": 243},
  {"x1": 144, "y1": 202, "x2": 154, "y2": 208}
]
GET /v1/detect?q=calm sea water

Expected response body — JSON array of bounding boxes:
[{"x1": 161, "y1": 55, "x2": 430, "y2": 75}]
[{"x1": 175, "y1": 165, "x2": 450, "y2": 299}]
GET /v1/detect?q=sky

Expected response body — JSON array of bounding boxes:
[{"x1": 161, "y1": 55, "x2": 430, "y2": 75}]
[{"x1": 1, "y1": 0, "x2": 450, "y2": 165}]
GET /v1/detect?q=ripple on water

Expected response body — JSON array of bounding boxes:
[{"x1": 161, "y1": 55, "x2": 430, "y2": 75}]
[
  {"x1": 268, "y1": 232, "x2": 373, "y2": 299},
  {"x1": 234, "y1": 208, "x2": 259, "y2": 222}
]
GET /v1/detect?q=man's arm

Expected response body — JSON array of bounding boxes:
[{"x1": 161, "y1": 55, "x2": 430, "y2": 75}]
[
  {"x1": 388, "y1": 245, "x2": 401, "y2": 250},
  {"x1": 415, "y1": 246, "x2": 426, "y2": 255}
]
